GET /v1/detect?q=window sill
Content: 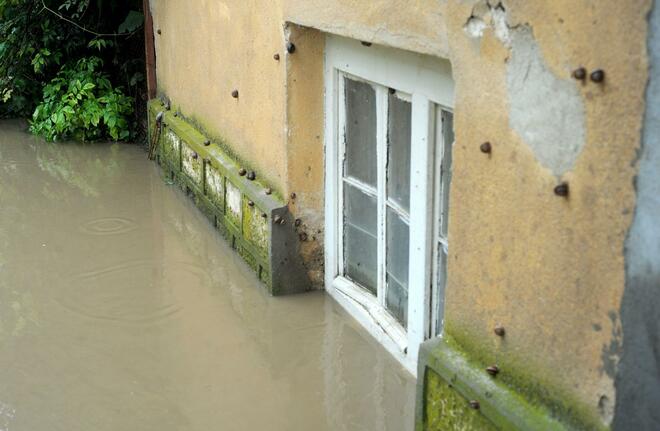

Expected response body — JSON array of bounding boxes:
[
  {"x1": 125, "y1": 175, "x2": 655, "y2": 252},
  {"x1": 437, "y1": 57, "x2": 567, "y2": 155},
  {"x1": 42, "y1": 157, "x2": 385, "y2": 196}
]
[{"x1": 327, "y1": 276, "x2": 416, "y2": 375}]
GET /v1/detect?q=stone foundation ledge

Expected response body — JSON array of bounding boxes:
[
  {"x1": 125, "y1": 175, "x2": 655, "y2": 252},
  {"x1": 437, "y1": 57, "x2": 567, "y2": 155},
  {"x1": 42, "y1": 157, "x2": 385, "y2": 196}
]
[
  {"x1": 148, "y1": 99, "x2": 310, "y2": 296},
  {"x1": 416, "y1": 337, "x2": 573, "y2": 431}
]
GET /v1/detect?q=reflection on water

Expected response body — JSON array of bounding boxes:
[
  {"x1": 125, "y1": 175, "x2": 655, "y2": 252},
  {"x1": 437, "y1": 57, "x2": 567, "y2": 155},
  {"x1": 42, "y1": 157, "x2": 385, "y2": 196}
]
[
  {"x1": 0, "y1": 120, "x2": 415, "y2": 431},
  {"x1": 0, "y1": 402, "x2": 16, "y2": 431}
]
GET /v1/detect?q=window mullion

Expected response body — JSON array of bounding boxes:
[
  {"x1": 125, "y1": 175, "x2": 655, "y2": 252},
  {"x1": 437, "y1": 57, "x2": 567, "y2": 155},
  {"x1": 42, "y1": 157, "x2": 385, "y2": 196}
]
[
  {"x1": 336, "y1": 74, "x2": 347, "y2": 277},
  {"x1": 376, "y1": 85, "x2": 388, "y2": 306},
  {"x1": 407, "y1": 94, "x2": 434, "y2": 363},
  {"x1": 430, "y1": 106, "x2": 444, "y2": 338}
]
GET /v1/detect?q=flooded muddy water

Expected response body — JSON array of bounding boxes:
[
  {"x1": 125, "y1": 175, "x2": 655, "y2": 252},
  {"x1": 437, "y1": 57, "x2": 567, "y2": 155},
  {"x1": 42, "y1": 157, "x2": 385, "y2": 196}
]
[{"x1": 0, "y1": 120, "x2": 415, "y2": 431}]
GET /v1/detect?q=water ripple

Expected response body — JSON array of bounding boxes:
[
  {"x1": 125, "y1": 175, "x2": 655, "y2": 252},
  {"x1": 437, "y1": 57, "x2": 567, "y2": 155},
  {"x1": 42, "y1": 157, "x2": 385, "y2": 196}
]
[
  {"x1": 53, "y1": 259, "x2": 209, "y2": 325},
  {"x1": 79, "y1": 217, "x2": 137, "y2": 236}
]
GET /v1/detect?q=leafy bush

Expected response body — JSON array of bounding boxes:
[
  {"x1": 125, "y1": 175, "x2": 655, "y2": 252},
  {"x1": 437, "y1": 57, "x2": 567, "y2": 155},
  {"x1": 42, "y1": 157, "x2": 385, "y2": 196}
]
[
  {"x1": 0, "y1": 0, "x2": 145, "y2": 141},
  {"x1": 30, "y1": 57, "x2": 133, "y2": 141}
]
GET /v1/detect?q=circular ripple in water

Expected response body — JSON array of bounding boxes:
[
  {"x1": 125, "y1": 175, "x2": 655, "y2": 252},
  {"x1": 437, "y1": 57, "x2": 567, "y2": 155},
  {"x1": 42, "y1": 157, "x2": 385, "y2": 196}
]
[
  {"x1": 54, "y1": 259, "x2": 210, "y2": 324},
  {"x1": 79, "y1": 217, "x2": 137, "y2": 236}
]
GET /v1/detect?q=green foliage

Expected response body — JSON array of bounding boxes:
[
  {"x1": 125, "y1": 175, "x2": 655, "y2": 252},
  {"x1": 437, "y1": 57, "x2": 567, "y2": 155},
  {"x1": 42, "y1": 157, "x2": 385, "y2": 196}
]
[
  {"x1": 0, "y1": 0, "x2": 145, "y2": 142},
  {"x1": 30, "y1": 57, "x2": 133, "y2": 141},
  {"x1": 118, "y1": 10, "x2": 143, "y2": 33},
  {"x1": 88, "y1": 38, "x2": 114, "y2": 51}
]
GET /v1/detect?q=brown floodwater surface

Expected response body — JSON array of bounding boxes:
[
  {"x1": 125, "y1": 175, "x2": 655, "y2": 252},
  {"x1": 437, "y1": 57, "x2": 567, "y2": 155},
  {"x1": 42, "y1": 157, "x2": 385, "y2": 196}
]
[{"x1": 0, "y1": 121, "x2": 416, "y2": 431}]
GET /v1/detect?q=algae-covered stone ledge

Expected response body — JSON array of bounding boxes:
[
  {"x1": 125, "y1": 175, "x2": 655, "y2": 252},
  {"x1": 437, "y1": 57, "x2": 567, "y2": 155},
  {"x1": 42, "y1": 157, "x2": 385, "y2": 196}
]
[
  {"x1": 415, "y1": 337, "x2": 596, "y2": 431},
  {"x1": 148, "y1": 99, "x2": 310, "y2": 295}
]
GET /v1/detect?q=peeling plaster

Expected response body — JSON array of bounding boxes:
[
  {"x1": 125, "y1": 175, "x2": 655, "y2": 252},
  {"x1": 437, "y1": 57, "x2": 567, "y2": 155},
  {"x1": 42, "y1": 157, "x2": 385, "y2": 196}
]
[
  {"x1": 464, "y1": 15, "x2": 487, "y2": 39},
  {"x1": 491, "y1": 6, "x2": 511, "y2": 47},
  {"x1": 463, "y1": 2, "x2": 511, "y2": 47},
  {"x1": 464, "y1": 2, "x2": 586, "y2": 177},
  {"x1": 506, "y1": 27, "x2": 586, "y2": 177}
]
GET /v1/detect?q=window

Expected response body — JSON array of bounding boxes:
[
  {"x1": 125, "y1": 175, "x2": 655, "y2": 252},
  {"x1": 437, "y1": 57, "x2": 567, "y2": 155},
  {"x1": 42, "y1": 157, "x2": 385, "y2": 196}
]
[
  {"x1": 431, "y1": 110, "x2": 454, "y2": 338},
  {"x1": 324, "y1": 36, "x2": 454, "y2": 374}
]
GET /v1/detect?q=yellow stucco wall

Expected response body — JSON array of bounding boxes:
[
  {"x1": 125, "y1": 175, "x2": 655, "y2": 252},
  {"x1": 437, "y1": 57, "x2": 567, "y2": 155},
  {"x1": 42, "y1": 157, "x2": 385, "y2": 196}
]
[
  {"x1": 443, "y1": 1, "x2": 649, "y2": 426},
  {"x1": 284, "y1": 0, "x2": 450, "y2": 58},
  {"x1": 151, "y1": 0, "x2": 288, "y2": 192},
  {"x1": 149, "y1": 0, "x2": 651, "y2": 427}
]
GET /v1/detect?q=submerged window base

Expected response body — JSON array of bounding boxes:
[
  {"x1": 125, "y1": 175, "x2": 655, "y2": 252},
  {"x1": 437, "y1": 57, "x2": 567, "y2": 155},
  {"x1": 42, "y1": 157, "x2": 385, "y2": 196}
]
[
  {"x1": 331, "y1": 277, "x2": 409, "y2": 359},
  {"x1": 324, "y1": 35, "x2": 455, "y2": 375}
]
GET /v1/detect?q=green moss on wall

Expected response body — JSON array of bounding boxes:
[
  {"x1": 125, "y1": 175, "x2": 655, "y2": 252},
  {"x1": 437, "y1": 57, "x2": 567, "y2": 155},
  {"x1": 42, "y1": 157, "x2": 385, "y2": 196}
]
[
  {"x1": 416, "y1": 336, "x2": 579, "y2": 431},
  {"x1": 205, "y1": 164, "x2": 225, "y2": 210},
  {"x1": 425, "y1": 369, "x2": 498, "y2": 431},
  {"x1": 444, "y1": 325, "x2": 607, "y2": 431},
  {"x1": 147, "y1": 99, "x2": 294, "y2": 295},
  {"x1": 156, "y1": 94, "x2": 285, "y2": 198},
  {"x1": 242, "y1": 196, "x2": 269, "y2": 257},
  {"x1": 237, "y1": 244, "x2": 260, "y2": 273},
  {"x1": 181, "y1": 141, "x2": 203, "y2": 185},
  {"x1": 162, "y1": 129, "x2": 181, "y2": 169}
]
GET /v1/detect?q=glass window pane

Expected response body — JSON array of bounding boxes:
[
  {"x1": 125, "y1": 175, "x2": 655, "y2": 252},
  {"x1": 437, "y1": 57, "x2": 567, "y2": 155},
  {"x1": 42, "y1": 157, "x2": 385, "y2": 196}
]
[
  {"x1": 344, "y1": 78, "x2": 377, "y2": 187},
  {"x1": 440, "y1": 110, "x2": 454, "y2": 237},
  {"x1": 344, "y1": 183, "x2": 377, "y2": 294},
  {"x1": 385, "y1": 207, "x2": 409, "y2": 327},
  {"x1": 435, "y1": 243, "x2": 448, "y2": 335},
  {"x1": 387, "y1": 93, "x2": 412, "y2": 213}
]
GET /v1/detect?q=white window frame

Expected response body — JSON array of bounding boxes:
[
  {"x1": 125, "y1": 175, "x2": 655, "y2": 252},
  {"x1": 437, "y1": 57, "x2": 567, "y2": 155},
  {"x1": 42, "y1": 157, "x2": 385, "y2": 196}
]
[
  {"x1": 430, "y1": 109, "x2": 454, "y2": 339},
  {"x1": 324, "y1": 35, "x2": 454, "y2": 375}
]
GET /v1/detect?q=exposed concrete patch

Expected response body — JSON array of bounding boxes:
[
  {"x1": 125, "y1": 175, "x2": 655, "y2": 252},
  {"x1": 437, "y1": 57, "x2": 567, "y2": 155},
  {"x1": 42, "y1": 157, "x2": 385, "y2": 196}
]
[
  {"x1": 464, "y1": 2, "x2": 586, "y2": 177},
  {"x1": 614, "y1": 1, "x2": 660, "y2": 429},
  {"x1": 506, "y1": 27, "x2": 586, "y2": 177}
]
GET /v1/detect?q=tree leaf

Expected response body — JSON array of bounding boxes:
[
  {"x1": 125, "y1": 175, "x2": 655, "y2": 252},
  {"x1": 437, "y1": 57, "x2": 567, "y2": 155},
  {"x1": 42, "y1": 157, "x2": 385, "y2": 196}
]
[{"x1": 117, "y1": 10, "x2": 144, "y2": 34}]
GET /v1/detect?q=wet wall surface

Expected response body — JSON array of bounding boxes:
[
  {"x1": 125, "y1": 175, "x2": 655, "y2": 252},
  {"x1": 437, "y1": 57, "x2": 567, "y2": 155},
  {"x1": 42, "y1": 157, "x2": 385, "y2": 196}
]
[
  {"x1": 0, "y1": 121, "x2": 415, "y2": 431},
  {"x1": 614, "y1": 1, "x2": 660, "y2": 428}
]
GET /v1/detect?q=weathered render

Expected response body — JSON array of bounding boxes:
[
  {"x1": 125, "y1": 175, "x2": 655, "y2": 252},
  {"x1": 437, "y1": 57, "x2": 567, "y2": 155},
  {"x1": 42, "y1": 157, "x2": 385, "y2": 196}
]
[
  {"x1": 147, "y1": 0, "x2": 656, "y2": 429},
  {"x1": 437, "y1": 1, "x2": 650, "y2": 428},
  {"x1": 614, "y1": 2, "x2": 660, "y2": 430}
]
